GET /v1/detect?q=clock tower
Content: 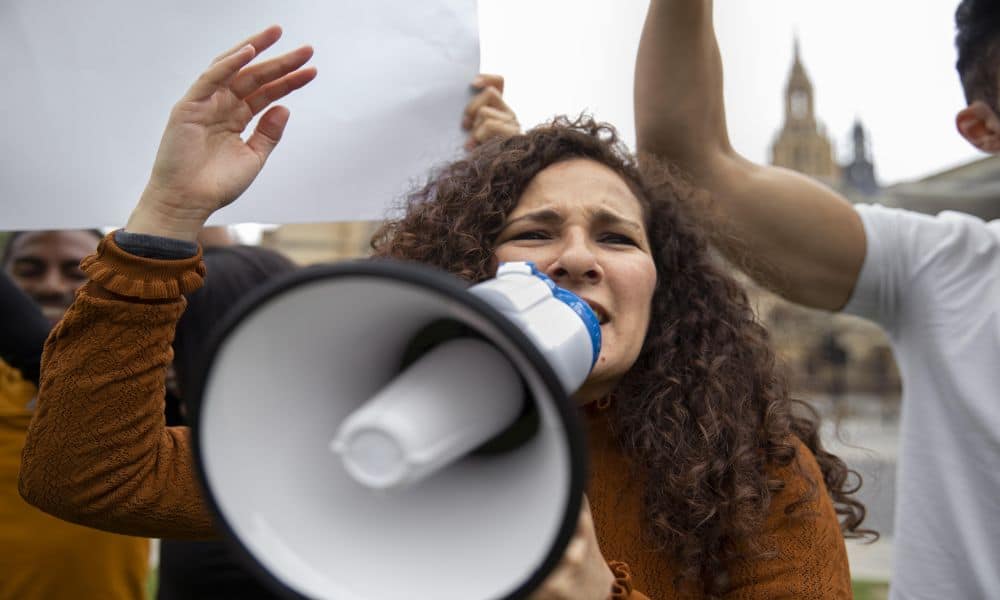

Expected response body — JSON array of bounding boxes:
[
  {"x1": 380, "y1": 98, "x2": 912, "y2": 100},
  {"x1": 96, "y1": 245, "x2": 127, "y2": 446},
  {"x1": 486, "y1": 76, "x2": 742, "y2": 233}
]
[{"x1": 770, "y1": 39, "x2": 839, "y2": 180}]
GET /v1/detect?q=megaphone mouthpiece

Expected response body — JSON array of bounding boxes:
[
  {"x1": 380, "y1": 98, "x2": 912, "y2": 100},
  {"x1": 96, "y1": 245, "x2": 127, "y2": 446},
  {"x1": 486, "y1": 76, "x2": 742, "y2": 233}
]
[
  {"x1": 331, "y1": 337, "x2": 524, "y2": 490},
  {"x1": 469, "y1": 262, "x2": 601, "y2": 393},
  {"x1": 332, "y1": 262, "x2": 601, "y2": 491},
  {"x1": 194, "y1": 259, "x2": 592, "y2": 600}
]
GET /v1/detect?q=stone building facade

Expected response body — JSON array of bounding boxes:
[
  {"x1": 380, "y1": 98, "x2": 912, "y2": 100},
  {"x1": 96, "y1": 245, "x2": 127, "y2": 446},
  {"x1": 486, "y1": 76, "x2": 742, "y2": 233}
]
[{"x1": 261, "y1": 221, "x2": 381, "y2": 264}]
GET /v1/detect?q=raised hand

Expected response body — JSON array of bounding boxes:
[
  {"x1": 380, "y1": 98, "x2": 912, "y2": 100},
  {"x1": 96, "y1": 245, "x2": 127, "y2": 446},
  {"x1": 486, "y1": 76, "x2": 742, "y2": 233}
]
[
  {"x1": 126, "y1": 26, "x2": 317, "y2": 241},
  {"x1": 462, "y1": 74, "x2": 521, "y2": 151}
]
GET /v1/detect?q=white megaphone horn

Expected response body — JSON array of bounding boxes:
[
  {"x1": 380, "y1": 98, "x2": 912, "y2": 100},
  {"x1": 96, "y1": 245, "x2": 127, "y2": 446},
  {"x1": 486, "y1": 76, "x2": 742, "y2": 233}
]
[{"x1": 190, "y1": 260, "x2": 600, "y2": 600}]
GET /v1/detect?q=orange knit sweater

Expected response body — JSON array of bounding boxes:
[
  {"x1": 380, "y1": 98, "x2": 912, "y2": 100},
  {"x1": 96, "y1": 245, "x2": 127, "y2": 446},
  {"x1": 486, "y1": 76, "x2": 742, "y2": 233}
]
[{"x1": 19, "y1": 235, "x2": 852, "y2": 599}]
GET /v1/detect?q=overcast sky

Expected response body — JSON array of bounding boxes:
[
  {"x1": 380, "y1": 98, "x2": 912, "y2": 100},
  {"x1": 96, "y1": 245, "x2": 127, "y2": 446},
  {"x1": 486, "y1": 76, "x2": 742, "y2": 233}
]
[{"x1": 479, "y1": 0, "x2": 985, "y2": 186}]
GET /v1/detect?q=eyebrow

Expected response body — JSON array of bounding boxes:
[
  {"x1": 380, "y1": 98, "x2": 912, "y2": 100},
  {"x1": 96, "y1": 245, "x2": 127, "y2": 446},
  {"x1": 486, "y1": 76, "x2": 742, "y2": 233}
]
[
  {"x1": 592, "y1": 209, "x2": 643, "y2": 232},
  {"x1": 503, "y1": 208, "x2": 643, "y2": 232},
  {"x1": 503, "y1": 209, "x2": 564, "y2": 228}
]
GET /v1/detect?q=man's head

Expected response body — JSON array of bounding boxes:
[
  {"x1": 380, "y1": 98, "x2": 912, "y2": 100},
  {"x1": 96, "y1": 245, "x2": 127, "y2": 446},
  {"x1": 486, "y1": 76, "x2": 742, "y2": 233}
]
[
  {"x1": 955, "y1": 0, "x2": 1000, "y2": 153},
  {"x1": 2, "y1": 230, "x2": 102, "y2": 324}
]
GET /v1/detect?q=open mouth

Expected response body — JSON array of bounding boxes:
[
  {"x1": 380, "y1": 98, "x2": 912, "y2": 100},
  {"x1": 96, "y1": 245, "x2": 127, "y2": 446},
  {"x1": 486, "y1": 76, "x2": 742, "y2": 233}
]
[{"x1": 582, "y1": 298, "x2": 610, "y2": 325}]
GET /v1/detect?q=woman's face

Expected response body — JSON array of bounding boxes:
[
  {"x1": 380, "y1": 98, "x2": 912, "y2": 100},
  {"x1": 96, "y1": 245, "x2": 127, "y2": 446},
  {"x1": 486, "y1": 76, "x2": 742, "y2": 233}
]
[{"x1": 493, "y1": 158, "x2": 658, "y2": 403}]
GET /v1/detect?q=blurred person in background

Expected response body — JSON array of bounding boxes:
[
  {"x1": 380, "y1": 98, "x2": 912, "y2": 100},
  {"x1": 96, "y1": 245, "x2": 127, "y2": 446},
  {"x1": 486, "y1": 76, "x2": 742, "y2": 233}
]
[
  {"x1": 1, "y1": 230, "x2": 150, "y2": 600},
  {"x1": 634, "y1": 0, "x2": 1000, "y2": 597}
]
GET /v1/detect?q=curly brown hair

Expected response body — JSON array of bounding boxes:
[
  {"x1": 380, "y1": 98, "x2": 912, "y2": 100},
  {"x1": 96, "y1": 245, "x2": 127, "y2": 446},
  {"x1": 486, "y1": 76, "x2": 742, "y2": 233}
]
[{"x1": 372, "y1": 115, "x2": 870, "y2": 594}]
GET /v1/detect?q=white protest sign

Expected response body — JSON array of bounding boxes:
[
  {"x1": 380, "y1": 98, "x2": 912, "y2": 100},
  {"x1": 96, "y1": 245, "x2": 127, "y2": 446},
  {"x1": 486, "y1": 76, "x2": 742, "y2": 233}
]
[{"x1": 0, "y1": 0, "x2": 479, "y2": 230}]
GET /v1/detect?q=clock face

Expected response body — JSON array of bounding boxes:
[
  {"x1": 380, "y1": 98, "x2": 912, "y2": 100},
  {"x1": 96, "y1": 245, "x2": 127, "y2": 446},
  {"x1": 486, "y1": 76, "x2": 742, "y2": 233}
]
[{"x1": 791, "y1": 90, "x2": 808, "y2": 119}]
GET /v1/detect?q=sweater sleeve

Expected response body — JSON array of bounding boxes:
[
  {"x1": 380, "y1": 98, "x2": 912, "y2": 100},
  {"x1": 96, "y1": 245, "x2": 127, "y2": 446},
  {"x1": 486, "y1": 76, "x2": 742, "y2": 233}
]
[
  {"x1": 723, "y1": 439, "x2": 852, "y2": 599},
  {"x1": 18, "y1": 232, "x2": 216, "y2": 539}
]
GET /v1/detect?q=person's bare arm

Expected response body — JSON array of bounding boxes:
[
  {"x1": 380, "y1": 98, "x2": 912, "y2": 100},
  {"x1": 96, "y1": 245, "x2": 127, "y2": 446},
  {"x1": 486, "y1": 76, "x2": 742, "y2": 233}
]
[{"x1": 634, "y1": 0, "x2": 866, "y2": 311}]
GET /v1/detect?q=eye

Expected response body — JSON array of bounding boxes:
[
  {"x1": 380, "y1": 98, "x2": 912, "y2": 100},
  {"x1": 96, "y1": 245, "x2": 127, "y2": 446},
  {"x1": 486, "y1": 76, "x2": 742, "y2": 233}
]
[
  {"x1": 509, "y1": 230, "x2": 551, "y2": 241},
  {"x1": 61, "y1": 264, "x2": 87, "y2": 282},
  {"x1": 12, "y1": 265, "x2": 40, "y2": 278},
  {"x1": 599, "y1": 233, "x2": 639, "y2": 246},
  {"x1": 11, "y1": 259, "x2": 43, "y2": 278}
]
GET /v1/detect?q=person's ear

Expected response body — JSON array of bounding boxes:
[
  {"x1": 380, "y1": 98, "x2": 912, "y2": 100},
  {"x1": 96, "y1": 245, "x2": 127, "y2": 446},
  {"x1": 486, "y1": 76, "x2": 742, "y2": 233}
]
[{"x1": 956, "y1": 101, "x2": 1000, "y2": 153}]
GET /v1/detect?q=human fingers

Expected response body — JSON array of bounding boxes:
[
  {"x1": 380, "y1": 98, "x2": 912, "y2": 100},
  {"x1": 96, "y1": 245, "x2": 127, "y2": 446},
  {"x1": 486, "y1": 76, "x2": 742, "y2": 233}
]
[
  {"x1": 473, "y1": 73, "x2": 505, "y2": 93},
  {"x1": 567, "y1": 498, "x2": 597, "y2": 562},
  {"x1": 562, "y1": 534, "x2": 589, "y2": 566},
  {"x1": 462, "y1": 84, "x2": 511, "y2": 130},
  {"x1": 210, "y1": 25, "x2": 283, "y2": 65},
  {"x1": 579, "y1": 496, "x2": 596, "y2": 529},
  {"x1": 230, "y1": 45, "x2": 314, "y2": 99},
  {"x1": 246, "y1": 105, "x2": 291, "y2": 163},
  {"x1": 472, "y1": 105, "x2": 519, "y2": 131},
  {"x1": 465, "y1": 114, "x2": 520, "y2": 149},
  {"x1": 527, "y1": 538, "x2": 586, "y2": 600},
  {"x1": 185, "y1": 44, "x2": 257, "y2": 102},
  {"x1": 244, "y1": 66, "x2": 318, "y2": 116}
]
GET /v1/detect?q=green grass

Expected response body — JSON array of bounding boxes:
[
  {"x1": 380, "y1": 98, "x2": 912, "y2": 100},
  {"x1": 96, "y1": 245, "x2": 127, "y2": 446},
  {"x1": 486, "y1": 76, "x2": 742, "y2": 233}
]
[
  {"x1": 852, "y1": 579, "x2": 889, "y2": 600},
  {"x1": 146, "y1": 569, "x2": 157, "y2": 600}
]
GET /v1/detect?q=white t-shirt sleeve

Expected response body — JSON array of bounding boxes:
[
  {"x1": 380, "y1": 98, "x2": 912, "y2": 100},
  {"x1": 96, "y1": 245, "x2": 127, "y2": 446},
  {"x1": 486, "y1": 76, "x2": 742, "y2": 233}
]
[{"x1": 843, "y1": 204, "x2": 999, "y2": 332}]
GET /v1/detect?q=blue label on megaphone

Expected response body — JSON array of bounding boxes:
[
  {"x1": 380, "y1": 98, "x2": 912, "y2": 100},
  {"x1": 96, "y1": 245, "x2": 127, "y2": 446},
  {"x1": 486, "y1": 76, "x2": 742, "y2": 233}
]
[{"x1": 516, "y1": 262, "x2": 602, "y2": 368}]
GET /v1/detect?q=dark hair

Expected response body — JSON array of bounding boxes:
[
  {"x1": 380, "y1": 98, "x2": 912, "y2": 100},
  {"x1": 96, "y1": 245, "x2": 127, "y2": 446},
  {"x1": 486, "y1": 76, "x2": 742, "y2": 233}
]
[
  {"x1": 956, "y1": 0, "x2": 1000, "y2": 110},
  {"x1": 1, "y1": 229, "x2": 103, "y2": 267},
  {"x1": 172, "y1": 245, "x2": 296, "y2": 403},
  {"x1": 372, "y1": 115, "x2": 870, "y2": 594}
]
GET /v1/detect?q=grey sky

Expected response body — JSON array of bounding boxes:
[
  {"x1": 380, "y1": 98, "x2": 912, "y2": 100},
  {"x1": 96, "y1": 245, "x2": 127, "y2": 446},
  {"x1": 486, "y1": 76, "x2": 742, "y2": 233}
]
[{"x1": 480, "y1": 0, "x2": 985, "y2": 185}]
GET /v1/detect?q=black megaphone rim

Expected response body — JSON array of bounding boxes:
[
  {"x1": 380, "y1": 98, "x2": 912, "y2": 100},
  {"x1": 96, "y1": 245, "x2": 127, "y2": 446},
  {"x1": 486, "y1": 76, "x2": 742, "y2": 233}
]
[{"x1": 188, "y1": 258, "x2": 589, "y2": 600}]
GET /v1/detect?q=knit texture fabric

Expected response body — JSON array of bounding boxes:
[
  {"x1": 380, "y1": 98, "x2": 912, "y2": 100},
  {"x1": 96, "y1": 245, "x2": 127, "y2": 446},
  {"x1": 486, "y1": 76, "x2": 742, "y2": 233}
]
[
  {"x1": 584, "y1": 401, "x2": 852, "y2": 598},
  {"x1": 20, "y1": 233, "x2": 214, "y2": 539},
  {"x1": 80, "y1": 232, "x2": 205, "y2": 300}
]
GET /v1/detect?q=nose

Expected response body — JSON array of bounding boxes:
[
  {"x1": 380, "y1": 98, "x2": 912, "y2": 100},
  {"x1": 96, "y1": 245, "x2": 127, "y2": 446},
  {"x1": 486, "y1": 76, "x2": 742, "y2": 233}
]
[
  {"x1": 35, "y1": 266, "x2": 70, "y2": 297},
  {"x1": 546, "y1": 231, "x2": 602, "y2": 286}
]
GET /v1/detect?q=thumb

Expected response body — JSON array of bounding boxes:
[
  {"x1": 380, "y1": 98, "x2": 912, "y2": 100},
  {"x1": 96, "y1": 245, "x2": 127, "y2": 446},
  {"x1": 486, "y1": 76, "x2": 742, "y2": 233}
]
[
  {"x1": 579, "y1": 496, "x2": 595, "y2": 527},
  {"x1": 247, "y1": 105, "x2": 291, "y2": 163}
]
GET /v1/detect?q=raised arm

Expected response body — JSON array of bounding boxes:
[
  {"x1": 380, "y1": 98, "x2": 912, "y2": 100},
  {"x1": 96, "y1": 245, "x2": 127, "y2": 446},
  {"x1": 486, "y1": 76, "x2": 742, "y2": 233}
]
[
  {"x1": 635, "y1": 0, "x2": 866, "y2": 311},
  {"x1": 19, "y1": 26, "x2": 316, "y2": 538},
  {"x1": 126, "y1": 25, "x2": 316, "y2": 241}
]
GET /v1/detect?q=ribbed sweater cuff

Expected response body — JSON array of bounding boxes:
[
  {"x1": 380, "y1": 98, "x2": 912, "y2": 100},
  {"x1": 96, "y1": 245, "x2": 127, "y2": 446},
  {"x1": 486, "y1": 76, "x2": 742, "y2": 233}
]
[
  {"x1": 608, "y1": 561, "x2": 634, "y2": 599},
  {"x1": 80, "y1": 230, "x2": 206, "y2": 300}
]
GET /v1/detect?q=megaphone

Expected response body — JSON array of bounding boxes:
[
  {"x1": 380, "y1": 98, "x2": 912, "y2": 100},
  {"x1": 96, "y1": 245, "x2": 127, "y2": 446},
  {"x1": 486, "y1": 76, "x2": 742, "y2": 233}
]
[{"x1": 191, "y1": 260, "x2": 600, "y2": 600}]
